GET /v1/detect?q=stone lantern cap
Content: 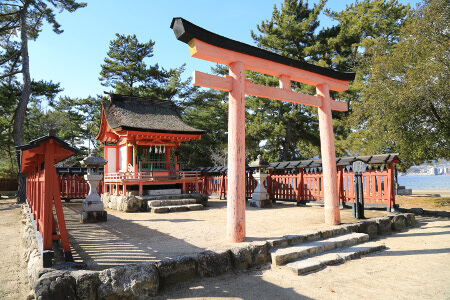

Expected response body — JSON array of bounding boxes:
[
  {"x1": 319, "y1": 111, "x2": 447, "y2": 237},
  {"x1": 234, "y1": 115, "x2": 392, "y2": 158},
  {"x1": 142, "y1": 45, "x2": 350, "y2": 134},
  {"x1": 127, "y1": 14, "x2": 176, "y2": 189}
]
[
  {"x1": 249, "y1": 154, "x2": 270, "y2": 169},
  {"x1": 81, "y1": 149, "x2": 107, "y2": 167}
]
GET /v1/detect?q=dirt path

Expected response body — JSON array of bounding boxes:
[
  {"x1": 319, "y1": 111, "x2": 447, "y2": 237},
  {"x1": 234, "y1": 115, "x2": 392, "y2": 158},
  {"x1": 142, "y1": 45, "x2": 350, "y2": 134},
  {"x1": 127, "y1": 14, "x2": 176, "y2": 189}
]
[
  {"x1": 0, "y1": 198, "x2": 30, "y2": 300},
  {"x1": 156, "y1": 216, "x2": 450, "y2": 300}
]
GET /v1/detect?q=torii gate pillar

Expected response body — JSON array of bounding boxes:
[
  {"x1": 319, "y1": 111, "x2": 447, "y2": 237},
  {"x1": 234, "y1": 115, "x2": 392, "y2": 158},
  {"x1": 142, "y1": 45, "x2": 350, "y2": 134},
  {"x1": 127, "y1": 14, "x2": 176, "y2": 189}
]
[
  {"x1": 317, "y1": 83, "x2": 340, "y2": 224},
  {"x1": 227, "y1": 61, "x2": 246, "y2": 242}
]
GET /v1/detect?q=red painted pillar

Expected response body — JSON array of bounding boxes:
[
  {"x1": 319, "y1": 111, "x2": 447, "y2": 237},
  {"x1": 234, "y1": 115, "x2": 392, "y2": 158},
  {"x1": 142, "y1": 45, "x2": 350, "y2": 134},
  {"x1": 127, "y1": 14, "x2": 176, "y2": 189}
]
[
  {"x1": 126, "y1": 142, "x2": 133, "y2": 171},
  {"x1": 43, "y1": 140, "x2": 55, "y2": 250},
  {"x1": 227, "y1": 61, "x2": 246, "y2": 242},
  {"x1": 317, "y1": 83, "x2": 341, "y2": 225},
  {"x1": 337, "y1": 166, "x2": 345, "y2": 207},
  {"x1": 387, "y1": 162, "x2": 395, "y2": 211}
]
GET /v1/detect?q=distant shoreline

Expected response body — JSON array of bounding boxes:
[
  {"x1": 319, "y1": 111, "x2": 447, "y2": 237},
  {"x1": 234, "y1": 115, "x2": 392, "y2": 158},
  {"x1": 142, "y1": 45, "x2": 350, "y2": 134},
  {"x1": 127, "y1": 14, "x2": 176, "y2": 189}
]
[
  {"x1": 411, "y1": 189, "x2": 450, "y2": 197},
  {"x1": 399, "y1": 174, "x2": 450, "y2": 176}
]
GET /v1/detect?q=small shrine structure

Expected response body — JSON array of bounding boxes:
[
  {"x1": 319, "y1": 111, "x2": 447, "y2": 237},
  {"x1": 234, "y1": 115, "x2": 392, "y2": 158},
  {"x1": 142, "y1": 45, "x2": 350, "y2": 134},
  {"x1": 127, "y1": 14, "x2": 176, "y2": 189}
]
[{"x1": 96, "y1": 94, "x2": 205, "y2": 196}]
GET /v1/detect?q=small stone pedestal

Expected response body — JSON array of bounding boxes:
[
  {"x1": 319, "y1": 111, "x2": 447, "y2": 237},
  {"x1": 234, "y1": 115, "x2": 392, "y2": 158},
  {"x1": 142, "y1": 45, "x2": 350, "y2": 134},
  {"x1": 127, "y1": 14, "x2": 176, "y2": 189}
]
[
  {"x1": 249, "y1": 154, "x2": 271, "y2": 208},
  {"x1": 80, "y1": 150, "x2": 107, "y2": 223}
]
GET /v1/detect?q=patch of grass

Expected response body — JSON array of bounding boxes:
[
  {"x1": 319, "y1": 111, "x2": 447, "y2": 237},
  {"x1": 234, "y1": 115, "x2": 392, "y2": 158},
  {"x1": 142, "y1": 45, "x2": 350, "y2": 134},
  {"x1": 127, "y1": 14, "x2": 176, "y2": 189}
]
[{"x1": 396, "y1": 196, "x2": 450, "y2": 212}]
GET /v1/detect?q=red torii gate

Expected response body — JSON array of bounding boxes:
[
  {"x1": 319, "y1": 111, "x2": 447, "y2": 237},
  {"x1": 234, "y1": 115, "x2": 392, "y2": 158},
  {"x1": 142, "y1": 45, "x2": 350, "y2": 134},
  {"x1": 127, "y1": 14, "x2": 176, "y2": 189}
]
[{"x1": 171, "y1": 18, "x2": 355, "y2": 242}]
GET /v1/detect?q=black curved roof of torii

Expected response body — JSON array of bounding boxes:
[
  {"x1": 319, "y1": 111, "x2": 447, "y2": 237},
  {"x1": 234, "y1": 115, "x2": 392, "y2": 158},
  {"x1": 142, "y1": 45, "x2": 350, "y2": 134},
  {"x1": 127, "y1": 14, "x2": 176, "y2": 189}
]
[{"x1": 170, "y1": 17, "x2": 356, "y2": 82}]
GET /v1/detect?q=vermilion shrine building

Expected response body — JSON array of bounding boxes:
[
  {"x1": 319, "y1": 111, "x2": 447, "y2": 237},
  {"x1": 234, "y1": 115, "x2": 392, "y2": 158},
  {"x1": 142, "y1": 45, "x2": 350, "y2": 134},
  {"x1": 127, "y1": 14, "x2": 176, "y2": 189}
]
[{"x1": 96, "y1": 94, "x2": 205, "y2": 196}]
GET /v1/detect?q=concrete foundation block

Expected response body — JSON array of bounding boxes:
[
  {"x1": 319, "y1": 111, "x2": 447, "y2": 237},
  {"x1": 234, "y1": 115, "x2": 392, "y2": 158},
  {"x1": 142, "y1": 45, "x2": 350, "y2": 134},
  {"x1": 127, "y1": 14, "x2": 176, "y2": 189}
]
[
  {"x1": 249, "y1": 199, "x2": 272, "y2": 208},
  {"x1": 80, "y1": 211, "x2": 107, "y2": 223}
]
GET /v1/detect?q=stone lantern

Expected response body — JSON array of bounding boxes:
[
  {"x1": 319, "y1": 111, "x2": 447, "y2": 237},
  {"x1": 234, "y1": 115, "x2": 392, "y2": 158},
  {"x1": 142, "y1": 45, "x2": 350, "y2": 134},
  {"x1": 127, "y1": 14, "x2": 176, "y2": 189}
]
[
  {"x1": 249, "y1": 154, "x2": 271, "y2": 208},
  {"x1": 80, "y1": 149, "x2": 107, "y2": 223}
]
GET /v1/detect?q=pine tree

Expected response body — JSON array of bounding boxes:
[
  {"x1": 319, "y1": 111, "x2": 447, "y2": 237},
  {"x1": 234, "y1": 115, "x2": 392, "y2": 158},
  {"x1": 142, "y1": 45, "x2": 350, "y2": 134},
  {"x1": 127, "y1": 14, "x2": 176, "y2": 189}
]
[
  {"x1": 248, "y1": 0, "x2": 327, "y2": 161},
  {"x1": 0, "y1": 0, "x2": 86, "y2": 201},
  {"x1": 99, "y1": 34, "x2": 193, "y2": 100}
]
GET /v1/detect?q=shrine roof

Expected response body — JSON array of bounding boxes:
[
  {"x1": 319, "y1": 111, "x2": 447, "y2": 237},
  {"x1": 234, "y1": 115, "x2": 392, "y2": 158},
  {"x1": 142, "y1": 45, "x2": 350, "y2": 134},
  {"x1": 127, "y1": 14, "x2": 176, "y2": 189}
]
[
  {"x1": 102, "y1": 94, "x2": 206, "y2": 135},
  {"x1": 15, "y1": 132, "x2": 79, "y2": 172},
  {"x1": 170, "y1": 17, "x2": 356, "y2": 82},
  {"x1": 192, "y1": 153, "x2": 401, "y2": 173}
]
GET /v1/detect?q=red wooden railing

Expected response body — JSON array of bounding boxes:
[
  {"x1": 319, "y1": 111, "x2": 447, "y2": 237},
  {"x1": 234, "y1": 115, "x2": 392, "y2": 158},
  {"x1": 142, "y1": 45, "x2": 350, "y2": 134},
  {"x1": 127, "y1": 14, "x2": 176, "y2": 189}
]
[
  {"x1": 59, "y1": 163, "x2": 395, "y2": 209},
  {"x1": 58, "y1": 174, "x2": 103, "y2": 200},
  {"x1": 20, "y1": 136, "x2": 75, "y2": 267},
  {"x1": 195, "y1": 164, "x2": 395, "y2": 209}
]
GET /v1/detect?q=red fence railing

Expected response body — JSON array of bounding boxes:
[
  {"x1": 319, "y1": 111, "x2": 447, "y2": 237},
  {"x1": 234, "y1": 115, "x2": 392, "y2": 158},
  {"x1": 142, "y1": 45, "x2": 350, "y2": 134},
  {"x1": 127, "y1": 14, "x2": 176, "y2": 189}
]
[
  {"x1": 58, "y1": 174, "x2": 103, "y2": 200},
  {"x1": 194, "y1": 163, "x2": 395, "y2": 209}
]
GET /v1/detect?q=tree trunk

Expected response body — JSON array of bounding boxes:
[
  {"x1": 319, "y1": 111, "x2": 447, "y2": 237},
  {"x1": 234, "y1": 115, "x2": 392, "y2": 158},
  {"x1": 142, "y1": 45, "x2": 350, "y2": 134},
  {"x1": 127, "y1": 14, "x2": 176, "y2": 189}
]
[
  {"x1": 14, "y1": 4, "x2": 31, "y2": 203},
  {"x1": 281, "y1": 118, "x2": 293, "y2": 161}
]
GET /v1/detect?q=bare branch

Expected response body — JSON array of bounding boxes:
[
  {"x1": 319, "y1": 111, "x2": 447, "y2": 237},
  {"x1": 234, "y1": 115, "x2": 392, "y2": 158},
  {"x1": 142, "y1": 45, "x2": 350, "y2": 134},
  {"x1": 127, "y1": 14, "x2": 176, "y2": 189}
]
[
  {"x1": 0, "y1": 69, "x2": 22, "y2": 79},
  {"x1": 0, "y1": 24, "x2": 20, "y2": 33},
  {"x1": 0, "y1": 10, "x2": 20, "y2": 17},
  {"x1": 0, "y1": 4, "x2": 22, "y2": 8},
  {"x1": 0, "y1": 50, "x2": 20, "y2": 66}
]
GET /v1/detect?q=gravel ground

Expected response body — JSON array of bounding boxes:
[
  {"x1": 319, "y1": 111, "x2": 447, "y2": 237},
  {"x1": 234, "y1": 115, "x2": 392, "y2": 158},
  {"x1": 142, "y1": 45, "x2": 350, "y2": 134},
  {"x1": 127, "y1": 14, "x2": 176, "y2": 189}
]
[
  {"x1": 2, "y1": 195, "x2": 449, "y2": 299},
  {"x1": 0, "y1": 198, "x2": 31, "y2": 300},
  {"x1": 154, "y1": 215, "x2": 450, "y2": 300},
  {"x1": 62, "y1": 197, "x2": 389, "y2": 270}
]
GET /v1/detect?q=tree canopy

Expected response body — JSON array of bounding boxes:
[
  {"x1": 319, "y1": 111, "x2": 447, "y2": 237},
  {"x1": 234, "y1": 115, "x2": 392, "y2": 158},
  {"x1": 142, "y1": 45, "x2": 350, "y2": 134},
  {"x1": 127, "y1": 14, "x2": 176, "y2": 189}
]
[
  {"x1": 99, "y1": 33, "x2": 193, "y2": 101},
  {"x1": 348, "y1": 0, "x2": 450, "y2": 168},
  {"x1": 0, "y1": 0, "x2": 86, "y2": 200}
]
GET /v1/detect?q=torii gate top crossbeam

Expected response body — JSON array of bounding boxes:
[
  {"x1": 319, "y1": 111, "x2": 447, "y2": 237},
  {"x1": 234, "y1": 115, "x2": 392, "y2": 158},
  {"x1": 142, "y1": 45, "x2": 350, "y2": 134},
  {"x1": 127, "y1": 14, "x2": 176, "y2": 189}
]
[{"x1": 170, "y1": 17, "x2": 355, "y2": 92}]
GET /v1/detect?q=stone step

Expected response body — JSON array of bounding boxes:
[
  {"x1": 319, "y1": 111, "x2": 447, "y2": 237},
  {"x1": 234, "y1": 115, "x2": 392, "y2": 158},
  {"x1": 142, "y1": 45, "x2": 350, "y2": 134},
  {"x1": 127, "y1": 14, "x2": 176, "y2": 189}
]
[
  {"x1": 138, "y1": 194, "x2": 194, "y2": 201},
  {"x1": 286, "y1": 241, "x2": 386, "y2": 275},
  {"x1": 271, "y1": 232, "x2": 369, "y2": 266},
  {"x1": 150, "y1": 204, "x2": 203, "y2": 213},
  {"x1": 148, "y1": 199, "x2": 197, "y2": 207}
]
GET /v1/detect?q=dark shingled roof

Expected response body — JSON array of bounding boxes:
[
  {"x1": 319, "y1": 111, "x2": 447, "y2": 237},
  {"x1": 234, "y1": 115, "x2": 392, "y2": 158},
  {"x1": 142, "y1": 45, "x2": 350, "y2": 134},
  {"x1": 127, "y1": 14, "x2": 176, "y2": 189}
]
[
  {"x1": 103, "y1": 94, "x2": 206, "y2": 135},
  {"x1": 192, "y1": 153, "x2": 401, "y2": 172}
]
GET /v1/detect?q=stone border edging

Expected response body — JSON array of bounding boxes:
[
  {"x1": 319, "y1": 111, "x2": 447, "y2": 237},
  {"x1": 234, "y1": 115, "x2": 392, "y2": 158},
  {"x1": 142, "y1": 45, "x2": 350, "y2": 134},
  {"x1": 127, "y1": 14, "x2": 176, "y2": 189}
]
[
  {"x1": 397, "y1": 207, "x2": 450, "y2": 218},
  {"x1": 23, "y1": 210, "x2": 417, "y2": 299}
]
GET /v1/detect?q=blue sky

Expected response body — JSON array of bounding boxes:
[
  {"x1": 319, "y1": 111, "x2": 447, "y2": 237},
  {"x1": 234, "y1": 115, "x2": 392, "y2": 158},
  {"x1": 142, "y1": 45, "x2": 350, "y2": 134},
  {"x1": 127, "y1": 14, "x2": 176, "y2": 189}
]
[{"x1": 28, "y1": 0, "x2": 422, "y2": 100}]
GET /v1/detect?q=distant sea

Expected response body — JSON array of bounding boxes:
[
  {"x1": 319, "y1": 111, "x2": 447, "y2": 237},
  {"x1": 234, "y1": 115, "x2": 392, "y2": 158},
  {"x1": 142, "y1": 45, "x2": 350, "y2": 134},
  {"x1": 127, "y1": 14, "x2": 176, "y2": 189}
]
[{"x1": 398, "y1": 175, "x2": 450, "y2": 190}]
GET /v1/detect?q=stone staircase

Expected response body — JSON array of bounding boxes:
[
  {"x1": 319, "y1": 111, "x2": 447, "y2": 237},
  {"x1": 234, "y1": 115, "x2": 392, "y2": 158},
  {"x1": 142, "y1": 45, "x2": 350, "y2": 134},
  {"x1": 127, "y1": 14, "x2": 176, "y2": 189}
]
[
  {"x1": 145, "y1": 194, "x2": 204, "y2": 213},
  {"x1": 271, "y1": 232, "x2": 386, "y2": 275}
]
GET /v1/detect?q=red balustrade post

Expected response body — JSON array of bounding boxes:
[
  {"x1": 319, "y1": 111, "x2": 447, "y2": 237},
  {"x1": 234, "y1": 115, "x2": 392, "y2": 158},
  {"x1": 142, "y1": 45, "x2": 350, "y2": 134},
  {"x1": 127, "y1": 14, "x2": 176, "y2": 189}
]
[
  {"x1": 337, "y1": 166, "x2": 344, "y2": 208},
  {"x1": 387, "y1": 162, "x2": 395, "y2": 211},
  {"x1": 296, "y1": 168, "x2": 304, "y2": 205}
]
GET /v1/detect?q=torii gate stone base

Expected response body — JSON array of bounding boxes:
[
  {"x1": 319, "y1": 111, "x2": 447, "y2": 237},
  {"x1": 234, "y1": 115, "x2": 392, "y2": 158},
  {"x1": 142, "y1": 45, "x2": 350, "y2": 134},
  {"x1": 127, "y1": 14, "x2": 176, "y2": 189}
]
[{"x1": 171, "y1": 18, "x2": 355, "y2": 243}]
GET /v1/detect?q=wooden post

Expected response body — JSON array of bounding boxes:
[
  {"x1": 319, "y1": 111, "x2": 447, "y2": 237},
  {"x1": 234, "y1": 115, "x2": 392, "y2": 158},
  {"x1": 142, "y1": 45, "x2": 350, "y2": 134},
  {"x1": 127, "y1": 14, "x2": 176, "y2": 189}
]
[
  {"x1": 227, "y1": 61, "x2": 246, "y2": 243},
  {"x1": 126, "y1": 142, "x2": 133, "y2": 171},
  {"x1": 297, "y1": 168, "x2": 304, "y2": 205},
  {"x1": 337, "y1": 166, "x2": 345, "y2": 208},
  {"x1": 387, "y1": 162, "x2": 395, "y2": 211},
  {"x1": 316, "y1": 83, "x2": 341, "y2": 225},
  {"x1": 43, "y1": 141, "x2": 54, "y2": 251}
]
